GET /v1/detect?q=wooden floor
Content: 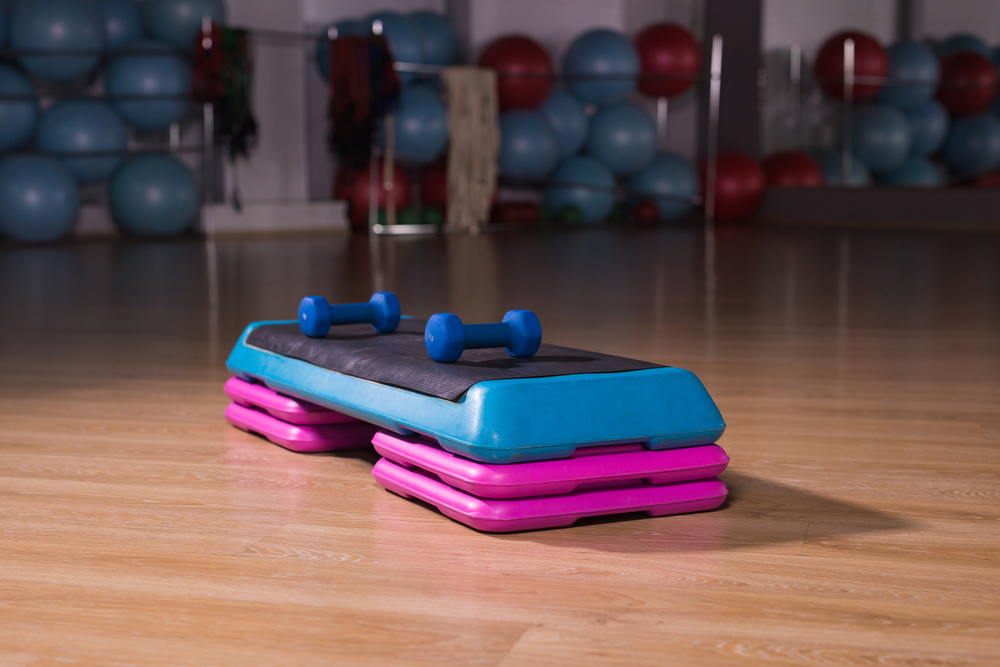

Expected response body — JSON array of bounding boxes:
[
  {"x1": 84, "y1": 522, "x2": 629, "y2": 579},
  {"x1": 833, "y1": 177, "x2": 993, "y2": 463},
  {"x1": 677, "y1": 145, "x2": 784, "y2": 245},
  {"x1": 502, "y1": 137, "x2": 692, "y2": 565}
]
[{"x1": 1, "y1": 225, "x2": 998, "y2": 665}]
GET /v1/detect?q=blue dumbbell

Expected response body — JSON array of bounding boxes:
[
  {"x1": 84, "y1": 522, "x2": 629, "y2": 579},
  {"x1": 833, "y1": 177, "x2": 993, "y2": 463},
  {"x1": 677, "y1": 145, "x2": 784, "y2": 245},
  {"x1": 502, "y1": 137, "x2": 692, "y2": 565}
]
[
  {"x1": 425, "y1": 310, "x2": 542, "y2": 363},
  {"x1": 299, "y1": 292, "x2": 401, "y2": 337}
]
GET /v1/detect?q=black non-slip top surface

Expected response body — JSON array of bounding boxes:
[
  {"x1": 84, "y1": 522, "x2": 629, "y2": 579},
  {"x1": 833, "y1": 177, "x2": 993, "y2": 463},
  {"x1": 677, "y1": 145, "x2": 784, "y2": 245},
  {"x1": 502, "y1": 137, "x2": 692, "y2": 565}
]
[{"x1": 246, "y1": 320, "x2": 663, "y2": 401}]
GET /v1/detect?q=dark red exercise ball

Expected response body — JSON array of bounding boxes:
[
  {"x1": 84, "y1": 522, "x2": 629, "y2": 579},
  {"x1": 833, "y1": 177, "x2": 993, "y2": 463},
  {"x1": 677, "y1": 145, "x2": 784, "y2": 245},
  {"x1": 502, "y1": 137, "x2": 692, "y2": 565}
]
[
  {"x1": 937, "y1": 51, "x2": 999, "y2": 116},
  {"x1": 633, "y1": 23, "x2": 701, "y2": 98},
  {"x1": 420, "y1": 163, "x2": 448, "y2": 209},
  {"x1": 699, "y1": 152, "x2": 766, "y2": 223},
  {"x1": 631, "y1": 198, "x2": 660, "y2": 224},
  {"x1": 478, "y1": 35, "x2": 554, "y2": 110},
  {"x1": 761, "y1": 151, "x2": 825, "y2": 188},
  {"x1": 814, "y1": 31, "x2": 888, "y2": 101},
  {"x1": 333, "y1": 165, "x2": 356, "y2": 201},
  {"x1": 976, "y1": 169, "x2": 1000, "y2": 188},
  {"x1": 348, "y1": 160, "x2": 413, "y2": 231},
  {"x1": 492, "y1": 201, "x2": 543, "y2": 224}
]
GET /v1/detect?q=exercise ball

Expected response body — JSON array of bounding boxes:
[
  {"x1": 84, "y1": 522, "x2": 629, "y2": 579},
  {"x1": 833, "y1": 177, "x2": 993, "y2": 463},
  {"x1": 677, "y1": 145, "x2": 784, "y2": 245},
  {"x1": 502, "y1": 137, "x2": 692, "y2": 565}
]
[
  {"x1": 628, "y1": 152, "x2": 697, "y2": 222},
  {"x1": 761, "y1": 151, "x2": 825, "y2": 187},
  {"x1": 0, "y1": 156, "x2": 78, "y2": 243},
  {"x1": 37, "y1": 100, "x2": 127, "y2": 183},
  {"x1": 106, "y1": 41, "x2": 191, "y2": 130},
  {"x1": 945, "y1": 113, "x2": 1000, "y2": 176},
  {"x1": 0, "y1": 64, "x2": 38, "y2": 152},
  {"x1": 143, "y1": 0, "x2": 226, "y2": 51},
  {"x1": 850, "y1": 104, "x2": 911, "y2": 173},
  {"x1": 365, "y1": 11, "x2": 423, "y2": 83},
  {"x1": 814, "y1": 151, "x2": 873, "y2": 186},
  {"x1": 377, "y1": 86, "x2": 448, "y2": 164},
  {"x1": 101, "y1": 0, "x2": 144, "y2": 51},
  {"x1": 315, "y1": 19, "x2": 365, "y2": 81},
  {"x1": 478, "y1": 35, "x2": 553, "y2": 110},
  {"x1": 411, "y1": 11, "x2": 458, "y2": 66},
  {"x1": 877, "y1": 41, "x2": 938, "y2": 110},
  {"x1": 539, "y1": 90, "x2": 588, "y2": 158},
  {"x1": 110, "y1": 155, "x2": 199, "y2": 237},
  {"x1": 879, "y1": 156, "x2": 942, "y2": 186},
  {"x1": 699, "y1": 152, "x2": 765, "y2": 222},
  {"x1": 347, "y1": 160, "x2": 413, "y2": 230},
  {"x1": 633, "y1": 22, "x2": 701, "y2": 98},
  {"x1": 499, "y1": 110, "x2": 559, "y2": 179},
  {"x1": 564, "y1": 29, "x2": 639, "y2": 106},
  {"x1": 934, "y1": 33, "x2": 991, "y2": 59},
  {"x1": 10, "y1": 0, "x2": 104, "y2": 82},
  {"x1": 937, "y1": 51, "x2": 998, "y2": 116},
  {"x1": 905, "y1": 100, "x2": 949, "y2": 157},
  {"x1": 814, "y1": 31, "x2": 888, "y2": 101},
  {"x1": 545, "y1": 156, "x2": 616, "y2": 223},
  {"x1": 585, "y1": 103, "x2": 656, "y2": 176},
  {"x1": 420, "y1": 163, "x2": 447, "y2": 208},
  {"x1": 0, "y1": 3, "x2": 6, "y2": 48},
  {"x1": 333, "y1": 165, "x2": 356, "y2": 201}
]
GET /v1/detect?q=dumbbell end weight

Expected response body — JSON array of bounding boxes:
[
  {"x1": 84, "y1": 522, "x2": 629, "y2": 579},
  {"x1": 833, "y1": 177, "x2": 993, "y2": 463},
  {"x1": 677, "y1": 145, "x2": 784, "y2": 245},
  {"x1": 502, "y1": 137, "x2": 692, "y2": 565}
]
[
  {"x1": 369, "y1": 292, "x2": 402, "y2": 333},
  {"x1": 425, "y1": 313, "x2": 467, "y2": 363},
  {"x1": 502, "y1": 310, "x2": 542, "y2": 357},
  {"x1": 299, "y1": 295, "x2": 332, "y2": 337}
]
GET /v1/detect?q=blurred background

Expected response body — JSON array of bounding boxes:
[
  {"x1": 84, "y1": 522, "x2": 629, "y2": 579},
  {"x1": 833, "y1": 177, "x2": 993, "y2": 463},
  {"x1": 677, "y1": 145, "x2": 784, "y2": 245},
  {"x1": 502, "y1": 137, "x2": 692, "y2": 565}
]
[{"x1": 2, "y1": 0, "x2": 1000, "y2": 244}]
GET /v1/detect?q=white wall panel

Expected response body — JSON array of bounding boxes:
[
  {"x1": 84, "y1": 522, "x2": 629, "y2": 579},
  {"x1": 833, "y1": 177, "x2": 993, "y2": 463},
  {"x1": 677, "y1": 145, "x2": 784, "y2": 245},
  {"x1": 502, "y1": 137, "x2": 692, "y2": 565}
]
[
  {"x1": 920, "y1": 0, "x2": 1000, "y2": 44},
  {"x1": 763, "y1": 0, "x2": 896, "y2": 56}
]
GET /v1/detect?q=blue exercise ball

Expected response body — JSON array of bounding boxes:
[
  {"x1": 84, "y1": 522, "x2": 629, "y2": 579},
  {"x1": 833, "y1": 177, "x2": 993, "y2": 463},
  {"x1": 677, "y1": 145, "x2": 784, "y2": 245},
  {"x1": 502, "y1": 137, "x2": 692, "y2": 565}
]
[
  {"x1": 365, "y1": 11, "x2": 423, "y2": 83},
  {"x1": 10, "y1": 0, "x2": 104, "y2": 82},
  {"x1": 878, "y1": 41, "x2": 938, "y2": 110},
  {"x1": 411, "y1": 11, "x2": 458, "y2": 66},
  {"x1": 0, "y1": 64, "x2": 39, "y2": 152},
  {"x1": 315, "y1": 19, "x2": 365, "y2": 81},
  {"x1": 0, "y1": 156, "x2": 78, "y2": 243},
  {"x1": 879, "y1": 156, "x2": 942, "y2": 186},
  {"x1": 850, "y1": 104, "x2": 911, "y2": 173},
  {"x1": 905, "y1": 100, "x2": 949, "y2": 157},
  {"x1": 628, "y1": 152, "x2": 698, "y2": 222},
  {"x1": 945, "y1": 113, "x2": 1000, "y2": 176},
  {"x1": 539, "y1": 90, "x2": 588, "y2": 158},
  {"x1": 935, "y1": 33, "x2": 991, "y2": 59},
  {"x1": 143, "y1": 0, "x2": 226, "y2": 51},
  {"x1": 585, "y1": 103, "x2": 656, "y2": 175},
  {"x1": 37, "y1": 100, "x2": 128, "y2": 183},
  {"x1": 106, "y1": 41, "x2": 191, "y2": 130},
  {"x1": 814, "y1": 151, "x2": 873, "y2": 186},
  {"x1": 110, "y1": 155, "x2": 199, "y2": 237},
  {"x1": 563, "y1": 29, "x2": 639, "y2": 106},
  {"x1": 376, "y1": 85, "x2": 448, "y2": 164},
  {"x1": 545, "y1": 156, "x2": 616, "y2": 223},
  {"x1": 100, "y1": 0, "x2": 144, "y2": 51},
  {"x1": 499, "y1": 110, "x2": 559, "y2": 179}
]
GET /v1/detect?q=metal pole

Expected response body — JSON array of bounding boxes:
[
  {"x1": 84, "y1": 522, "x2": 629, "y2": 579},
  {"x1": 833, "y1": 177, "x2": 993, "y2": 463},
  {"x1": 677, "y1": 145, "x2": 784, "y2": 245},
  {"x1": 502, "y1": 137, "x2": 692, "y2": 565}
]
[
  {"x1": 656, "y1": 97, "x2": 669, "y2": 151},
  {"x1": 790, "y1": 44, "x2": 801, "y2": 149},
  {"x1": 169, "y1": 122, "x2": 180, "y2": 153},
  {"x1": 201, "y1": 17, "x2": 215, "y2": 204},
  {"x1": 704, "y1": 34, "x2": 723, "y2": 228},
  {"x1": 384, "y1": 114, "x2": 396, "y2": 227},
  {"x1": 842, "y1": 38, "x2": 855, "y2": 187},
  {"x1": 368, "y1": 148, "x2": 379, "y2": 232}
]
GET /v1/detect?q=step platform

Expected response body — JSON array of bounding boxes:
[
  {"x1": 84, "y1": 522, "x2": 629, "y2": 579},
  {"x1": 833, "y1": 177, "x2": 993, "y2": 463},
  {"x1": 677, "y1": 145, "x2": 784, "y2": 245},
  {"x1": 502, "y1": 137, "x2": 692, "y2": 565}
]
[
  {"x1": 373, "y1": 458, "x2": 729, "y2": 532},
  {"x1": 224, "y1": 401, "x2": 377, "y2": 453},
  {"x1": 373, "y1": 431, "x2": 730, "y2": 499},
  {"x1": 226, "y1": 319, "x2": 726, "y2": 464}
]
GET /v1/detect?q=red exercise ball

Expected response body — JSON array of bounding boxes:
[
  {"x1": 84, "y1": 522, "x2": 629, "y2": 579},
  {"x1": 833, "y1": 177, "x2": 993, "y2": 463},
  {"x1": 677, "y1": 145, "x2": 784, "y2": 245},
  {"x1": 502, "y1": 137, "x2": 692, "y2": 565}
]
[
  {"x1": 633, "y1": 23, "x2": 701, "y2": 98},
  {"x1": 348, "y1": 160, "x2": 413, "y2": 231},
  {"x1": 478, "y1": 35, "x2": 554, "y2": 110},
  {"x1": 814, "y1": 31, "x2": 888, "y2": 101},
  {"x1": 699, "y1": 152, "x2": 765, "y2": 223},
  {"x1": 420, "y1": 163, "x2": 448, "y2": 209},
  {"x1": 937, "y1": 51, "x2": 998, "y2": 116},
  {"x1": 761, "y1": 151, "x2": 825, "y2": 188},
  {"x1": 631, "y1": 198, "x2": 660, "y2": 224}
]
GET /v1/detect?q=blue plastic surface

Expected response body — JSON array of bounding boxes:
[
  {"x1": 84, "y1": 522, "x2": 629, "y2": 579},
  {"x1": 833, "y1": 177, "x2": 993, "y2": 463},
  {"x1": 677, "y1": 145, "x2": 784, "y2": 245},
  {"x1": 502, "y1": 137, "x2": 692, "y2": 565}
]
[{"x1": 227, "y1": 320, "x2": 726, "y2": 464}]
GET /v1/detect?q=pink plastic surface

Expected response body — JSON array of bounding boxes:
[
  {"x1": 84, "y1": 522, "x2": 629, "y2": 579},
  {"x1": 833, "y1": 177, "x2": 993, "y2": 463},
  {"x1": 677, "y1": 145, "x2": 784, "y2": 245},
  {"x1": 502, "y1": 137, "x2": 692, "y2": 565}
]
[
  {"x1": 373, "y1": 458, "x2": 729, "y2": 532},
  {"x1": 373, "y1": 432, "x2": 729, "y2": 499},
  {"x1": 225, "y1": 402, "x2": 377, "y2": 452},
  {"x1": 224, "y1": 376, "x2": 356, "y2": 425}
]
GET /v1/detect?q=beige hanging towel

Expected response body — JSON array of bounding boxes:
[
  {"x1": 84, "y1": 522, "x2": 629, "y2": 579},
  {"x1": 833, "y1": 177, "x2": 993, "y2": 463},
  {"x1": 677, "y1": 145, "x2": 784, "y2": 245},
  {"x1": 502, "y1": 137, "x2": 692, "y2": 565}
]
[{"x1": 440, "y1": 67, "x2": 499, "y2": 232}]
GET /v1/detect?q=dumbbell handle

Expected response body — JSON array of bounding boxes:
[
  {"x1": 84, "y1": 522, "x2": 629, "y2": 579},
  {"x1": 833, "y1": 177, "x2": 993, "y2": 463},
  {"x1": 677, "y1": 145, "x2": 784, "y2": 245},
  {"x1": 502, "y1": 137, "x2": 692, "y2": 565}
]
[
  {"x1": 327, "y1": 301, "x2": 382, "y2": 325},
  {"x1": 464, "y1": 322, "x2": 516, "y2": 350}
]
